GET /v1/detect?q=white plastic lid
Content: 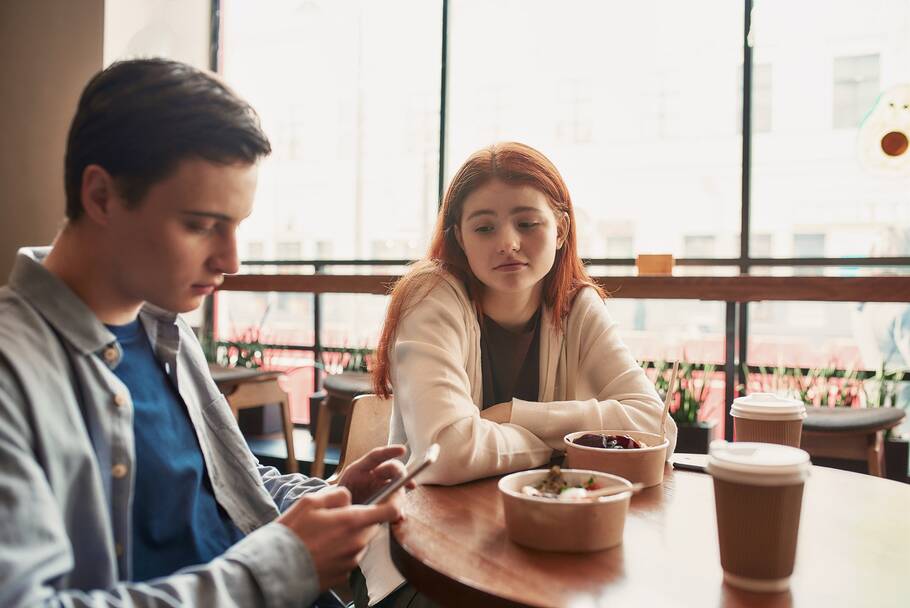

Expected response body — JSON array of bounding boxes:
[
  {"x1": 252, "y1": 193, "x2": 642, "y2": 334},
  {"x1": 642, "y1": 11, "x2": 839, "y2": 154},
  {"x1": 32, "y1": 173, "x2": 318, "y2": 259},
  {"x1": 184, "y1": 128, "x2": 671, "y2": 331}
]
[
  {"x1": 706, "y1": 440, "x2": 811, "y2": 486},
  {"x1": 730, "y1": 392, "x2": 806, "y2": 421}
]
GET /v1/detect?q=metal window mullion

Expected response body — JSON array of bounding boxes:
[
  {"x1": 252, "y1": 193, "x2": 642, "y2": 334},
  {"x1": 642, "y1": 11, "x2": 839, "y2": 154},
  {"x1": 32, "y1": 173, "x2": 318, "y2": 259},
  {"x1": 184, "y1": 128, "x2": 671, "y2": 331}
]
[
  {"x1": 736, "y1": 0, "x2": 754, "y2": 418},
  {"x1": 437, "y1": 0, "x2": 449, "y2": 208}
]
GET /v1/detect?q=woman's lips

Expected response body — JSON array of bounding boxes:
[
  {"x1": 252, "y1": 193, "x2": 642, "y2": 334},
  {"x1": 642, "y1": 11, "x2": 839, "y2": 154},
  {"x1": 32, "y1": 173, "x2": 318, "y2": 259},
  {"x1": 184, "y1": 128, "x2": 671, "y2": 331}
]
[{"x1": 494, "y1": 262, "x2": 528, "y2": 272}]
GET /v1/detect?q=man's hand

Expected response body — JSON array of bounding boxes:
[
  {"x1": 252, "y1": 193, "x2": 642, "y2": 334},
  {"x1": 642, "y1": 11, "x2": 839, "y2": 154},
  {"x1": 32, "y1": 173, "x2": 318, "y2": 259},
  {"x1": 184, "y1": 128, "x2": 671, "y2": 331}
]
[
  {"x1": 276, "y1": 486, "x2": 400, "y2": 591},
  {"x1": 480, "y1": 401, "x2": 512, "y2": 424},
  {"x1": 336, "y1": 444, "x2": 410, "y2": 505}
]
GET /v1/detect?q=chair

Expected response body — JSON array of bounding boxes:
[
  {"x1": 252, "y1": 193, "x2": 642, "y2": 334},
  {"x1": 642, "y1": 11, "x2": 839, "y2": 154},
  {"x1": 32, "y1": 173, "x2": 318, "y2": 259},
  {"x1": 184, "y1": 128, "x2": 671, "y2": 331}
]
[
  {"x1": 211, "y1": 365, "x2": 299, "y2": 474},
  {"x1": 801, "y1": 406, "x2": 905, "y2": 477},
  {"x1": 326, "y1": 394, "x2": 394, "y2": 483},
  {"x1": 311, "y1": 371, "x2": 373, "y2": 478}
]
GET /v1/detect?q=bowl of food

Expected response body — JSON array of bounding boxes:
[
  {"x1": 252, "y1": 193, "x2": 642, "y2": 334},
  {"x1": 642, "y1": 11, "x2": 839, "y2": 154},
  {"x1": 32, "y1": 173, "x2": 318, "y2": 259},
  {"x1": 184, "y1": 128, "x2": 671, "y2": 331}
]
[
  {"x1": 563, "y1": 430, "x2": 669, "y2": 487},
  {"x1": 498, "y1": 466, "x2": 633, "y2": 552}
]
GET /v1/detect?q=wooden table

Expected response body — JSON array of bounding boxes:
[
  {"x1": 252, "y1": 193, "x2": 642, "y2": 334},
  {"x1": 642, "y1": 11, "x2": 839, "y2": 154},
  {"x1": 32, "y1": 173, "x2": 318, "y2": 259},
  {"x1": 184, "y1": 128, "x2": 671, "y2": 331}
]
[{"x1": 390, "y1": 464, "x2": 909, "y2": 608}]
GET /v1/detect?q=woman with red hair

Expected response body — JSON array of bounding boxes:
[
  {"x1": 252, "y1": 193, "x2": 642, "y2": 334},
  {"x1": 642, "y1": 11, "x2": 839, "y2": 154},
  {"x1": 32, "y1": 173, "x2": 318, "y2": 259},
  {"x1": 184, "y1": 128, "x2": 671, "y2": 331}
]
[
  {"x1": 358, "y1": 142, "x2": 677, "y2": 606},
  {"x1": 373, "y1": 141, "x2": 676, "y2": 483}
]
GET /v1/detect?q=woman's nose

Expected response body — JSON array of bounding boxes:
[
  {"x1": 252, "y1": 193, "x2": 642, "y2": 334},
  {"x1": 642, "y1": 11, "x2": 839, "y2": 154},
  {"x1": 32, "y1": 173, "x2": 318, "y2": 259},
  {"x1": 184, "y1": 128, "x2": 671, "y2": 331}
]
[{"x1": 498, "y1": 229, "x2": 520, "y2": 253}]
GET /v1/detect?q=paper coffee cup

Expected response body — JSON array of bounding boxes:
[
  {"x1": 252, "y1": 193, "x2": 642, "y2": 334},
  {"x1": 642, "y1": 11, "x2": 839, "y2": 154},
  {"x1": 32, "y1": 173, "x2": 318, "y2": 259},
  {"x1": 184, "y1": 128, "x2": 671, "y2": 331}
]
[
  {"x1": 707, "y1": 440, "x2": 811, "y2": 592},
  {"x1": 730, "y1": 393, "x2": 806, "y2": 447}
]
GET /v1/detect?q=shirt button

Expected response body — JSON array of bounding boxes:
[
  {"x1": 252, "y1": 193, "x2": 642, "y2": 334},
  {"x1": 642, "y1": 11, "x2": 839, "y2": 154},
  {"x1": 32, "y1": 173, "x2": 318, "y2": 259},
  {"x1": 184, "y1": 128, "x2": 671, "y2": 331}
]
[
  {"x1": 114, "y1": 393, "x2": 129, "y2": 407},
  {"x1": 111, "y1": 464, "x2": 129, "y2": 479},
  {"x1": 103, "y1": 347, "x2": 119, "y2": 364}
]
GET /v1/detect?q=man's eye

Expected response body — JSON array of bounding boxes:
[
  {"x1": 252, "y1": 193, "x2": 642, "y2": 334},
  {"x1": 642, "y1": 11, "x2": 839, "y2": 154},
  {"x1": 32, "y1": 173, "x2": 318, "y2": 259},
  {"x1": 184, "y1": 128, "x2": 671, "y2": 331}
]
[{"x1": 186, "y1": 222, "x2": 215, "y2": 234}]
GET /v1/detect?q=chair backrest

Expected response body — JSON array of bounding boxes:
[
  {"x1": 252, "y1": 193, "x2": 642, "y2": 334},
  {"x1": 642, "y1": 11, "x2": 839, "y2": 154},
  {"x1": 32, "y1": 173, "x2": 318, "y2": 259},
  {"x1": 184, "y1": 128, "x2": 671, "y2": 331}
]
[
  {"x1": 334, "y1": 394, "x2": 394, "y2": 479},
  {"x1": 224, "y1": 377, "x2": 287, "y2": 413}
]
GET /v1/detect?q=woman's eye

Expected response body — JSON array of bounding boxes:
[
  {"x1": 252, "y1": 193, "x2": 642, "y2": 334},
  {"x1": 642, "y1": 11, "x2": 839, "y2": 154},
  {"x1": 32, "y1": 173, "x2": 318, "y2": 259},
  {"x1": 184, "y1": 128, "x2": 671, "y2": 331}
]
[
  {"x1": 519, "y1": 221, "x2": 541, "y2": 229},
  {"x1": 474, "y1": 225, "x2": 494, "y2": 234}
]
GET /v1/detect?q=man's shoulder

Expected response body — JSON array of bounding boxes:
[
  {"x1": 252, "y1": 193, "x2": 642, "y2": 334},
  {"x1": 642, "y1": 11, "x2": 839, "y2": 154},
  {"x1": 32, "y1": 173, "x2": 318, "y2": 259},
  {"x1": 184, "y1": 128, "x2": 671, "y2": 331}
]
[
  {"x1": 0, "y1": 285, "x2": 60, "y2": 353},
  {"x1": 0, "y1": 286, "x2": 70, "y2": 404}
]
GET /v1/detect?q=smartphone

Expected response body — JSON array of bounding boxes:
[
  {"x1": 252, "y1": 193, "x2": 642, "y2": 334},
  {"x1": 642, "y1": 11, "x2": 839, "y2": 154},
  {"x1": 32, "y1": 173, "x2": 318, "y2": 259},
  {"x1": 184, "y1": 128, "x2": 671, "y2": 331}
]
[
  {"x1": 363, "y1": 443, "x2": 440, "y2": 506},
  {"x1": 671, "y1": 453, "x2": 708, "y2": 473}
]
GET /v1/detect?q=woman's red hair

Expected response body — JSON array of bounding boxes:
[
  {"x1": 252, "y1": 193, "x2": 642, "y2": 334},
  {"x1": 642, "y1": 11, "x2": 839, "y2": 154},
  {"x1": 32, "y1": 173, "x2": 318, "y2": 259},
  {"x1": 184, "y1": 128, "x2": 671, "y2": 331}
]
[{"x1": 372, "y1": 142, "x2": 603, "y2": 397}]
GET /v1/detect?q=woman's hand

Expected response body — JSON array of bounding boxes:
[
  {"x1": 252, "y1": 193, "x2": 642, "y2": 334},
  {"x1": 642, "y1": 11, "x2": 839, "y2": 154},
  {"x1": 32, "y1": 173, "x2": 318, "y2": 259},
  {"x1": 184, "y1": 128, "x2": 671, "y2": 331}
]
[{"x1": 480, "y1": 401, "x2": 513, "y2": 424}]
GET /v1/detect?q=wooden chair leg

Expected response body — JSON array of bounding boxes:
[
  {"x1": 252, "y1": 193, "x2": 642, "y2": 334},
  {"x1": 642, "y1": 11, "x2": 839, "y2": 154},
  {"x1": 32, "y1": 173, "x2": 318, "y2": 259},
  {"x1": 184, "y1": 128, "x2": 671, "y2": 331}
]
[
  {"x1": 311, "y1": 398, "x2": 331, "y2": 479},
  {"x1": 867, "y1": 431, "x2": 884, "y2": 477},
  {"x1": 280, "y1": 399, "x2": 298, "y2": 474}
]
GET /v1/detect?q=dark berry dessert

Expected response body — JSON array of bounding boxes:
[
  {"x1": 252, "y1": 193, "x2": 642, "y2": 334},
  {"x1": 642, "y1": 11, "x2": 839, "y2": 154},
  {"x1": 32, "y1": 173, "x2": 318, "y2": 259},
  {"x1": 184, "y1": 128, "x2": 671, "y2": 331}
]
[{"x1": 572, "y1": 433, "x2": 643, "y2": 449}]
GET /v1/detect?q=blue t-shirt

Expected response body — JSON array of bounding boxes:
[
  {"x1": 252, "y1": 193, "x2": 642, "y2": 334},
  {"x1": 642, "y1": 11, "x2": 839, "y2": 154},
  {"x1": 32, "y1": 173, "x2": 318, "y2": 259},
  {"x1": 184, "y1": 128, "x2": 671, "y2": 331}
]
[{"x1": 106, "y1": 319, "x2": 245, "y2": 582}]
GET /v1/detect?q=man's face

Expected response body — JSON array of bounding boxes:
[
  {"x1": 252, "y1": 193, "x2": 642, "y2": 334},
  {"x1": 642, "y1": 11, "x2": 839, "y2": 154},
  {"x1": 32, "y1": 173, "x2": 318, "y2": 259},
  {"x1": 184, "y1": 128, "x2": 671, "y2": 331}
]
[{"x1": 106, "y1": 158, "x2": 258, "y2": 314}]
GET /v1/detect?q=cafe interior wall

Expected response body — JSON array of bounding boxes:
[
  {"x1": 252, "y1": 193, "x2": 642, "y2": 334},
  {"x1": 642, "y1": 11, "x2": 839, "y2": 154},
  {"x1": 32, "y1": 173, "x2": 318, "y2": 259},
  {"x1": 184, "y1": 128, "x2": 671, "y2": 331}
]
[
  {"x1": 0, "y1": 0, "x2": 209, "y2": 285},
  {"x1": 0, "y1": 0, "x2": 104, "y2": 283}
]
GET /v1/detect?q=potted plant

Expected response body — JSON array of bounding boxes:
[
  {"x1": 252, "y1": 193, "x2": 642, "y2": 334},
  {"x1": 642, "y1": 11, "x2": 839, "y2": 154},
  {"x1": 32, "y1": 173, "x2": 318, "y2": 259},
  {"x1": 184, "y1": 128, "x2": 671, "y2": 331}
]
[
  {"x1": 649, "y1": 360, "x2": 717, "y2": 454},
  {"x1": 865, "y1": 364, "x2": 909, "y2": 483}
]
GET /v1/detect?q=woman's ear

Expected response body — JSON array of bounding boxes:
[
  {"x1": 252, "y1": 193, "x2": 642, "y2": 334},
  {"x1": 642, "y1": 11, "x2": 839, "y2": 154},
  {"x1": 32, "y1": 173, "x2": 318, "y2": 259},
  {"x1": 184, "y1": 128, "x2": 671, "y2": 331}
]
[
  {"x1": 557, "y1": 212, "x2": 569, "y2": 248},
  {"x1": 453, "y1": 224, "x2": 465, "y2": 251}
]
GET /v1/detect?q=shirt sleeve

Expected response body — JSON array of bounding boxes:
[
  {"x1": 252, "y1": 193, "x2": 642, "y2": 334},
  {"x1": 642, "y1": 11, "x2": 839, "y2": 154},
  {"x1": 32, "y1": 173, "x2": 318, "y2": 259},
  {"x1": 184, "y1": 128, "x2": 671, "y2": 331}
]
[
  {"x1": 0, "y1": 381, "x2": 320, "y2": 608},
  {"x1": 258, "y1": 465, "x2": 329, "y2": 513},
  {"x1": 510, "y1": 290, "x2": 678, "y2": 459},
  {"x1": 392, "y1": 282, "x2": 553, "y2": 486}
]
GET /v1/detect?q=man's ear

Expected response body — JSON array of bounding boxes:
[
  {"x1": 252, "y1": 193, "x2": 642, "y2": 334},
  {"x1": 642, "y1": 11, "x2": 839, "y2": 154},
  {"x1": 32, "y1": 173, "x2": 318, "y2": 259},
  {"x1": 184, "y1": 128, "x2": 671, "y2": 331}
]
[
  {"x1": 557, "y1": 212, "x2": 569, "y2": 248},
  {"x1": 80, "y1": 164, "x2": 118, "y2": 225}
]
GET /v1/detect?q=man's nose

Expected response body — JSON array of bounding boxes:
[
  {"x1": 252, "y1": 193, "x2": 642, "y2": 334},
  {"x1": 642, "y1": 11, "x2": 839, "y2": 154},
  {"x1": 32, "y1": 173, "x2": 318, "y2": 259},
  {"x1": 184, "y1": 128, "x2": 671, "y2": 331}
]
[{"x1": 210, "y1": 233, "x2": 240, "y2": 275}]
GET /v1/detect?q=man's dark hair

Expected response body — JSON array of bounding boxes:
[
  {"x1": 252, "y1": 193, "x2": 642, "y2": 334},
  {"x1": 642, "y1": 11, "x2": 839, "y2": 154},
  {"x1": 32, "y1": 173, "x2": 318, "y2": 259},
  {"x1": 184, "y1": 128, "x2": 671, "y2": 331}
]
[{"x1": 64, "y1": 58, "x2": 271, "y2": 220}]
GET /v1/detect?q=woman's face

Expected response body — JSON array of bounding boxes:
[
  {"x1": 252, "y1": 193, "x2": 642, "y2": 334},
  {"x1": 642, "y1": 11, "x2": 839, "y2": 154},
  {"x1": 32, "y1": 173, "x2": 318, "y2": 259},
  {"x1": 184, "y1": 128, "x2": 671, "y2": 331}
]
[{"x1": 457, "y1": 180, "x2": 565, "y2": 303}]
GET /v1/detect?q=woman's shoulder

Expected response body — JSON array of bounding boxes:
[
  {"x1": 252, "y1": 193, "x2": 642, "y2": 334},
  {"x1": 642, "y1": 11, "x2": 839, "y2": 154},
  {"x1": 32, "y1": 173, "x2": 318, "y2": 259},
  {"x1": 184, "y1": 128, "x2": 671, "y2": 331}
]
[
  {"x1": 564, "y1": 284, "x2": 613, "y2": 330},
  {"x1": 570, "y1": 284, "x2": 607, "y2": 312},
  {"x1": 399, "y1": 264, "x2": 472, "y2": 317}
]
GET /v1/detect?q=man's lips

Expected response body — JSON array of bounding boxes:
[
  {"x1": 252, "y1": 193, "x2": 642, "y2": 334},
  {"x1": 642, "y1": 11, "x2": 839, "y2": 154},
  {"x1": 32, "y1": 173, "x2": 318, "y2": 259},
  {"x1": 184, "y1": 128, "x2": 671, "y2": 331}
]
[{"x1": 192, "y1": 279, "x2": 223, "y2": 293}]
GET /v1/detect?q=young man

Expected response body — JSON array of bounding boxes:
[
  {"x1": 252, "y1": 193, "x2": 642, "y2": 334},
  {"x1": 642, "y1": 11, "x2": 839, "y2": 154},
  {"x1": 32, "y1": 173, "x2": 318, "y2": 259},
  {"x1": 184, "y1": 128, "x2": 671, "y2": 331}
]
[{"x1": 0, "y1": 58, "x2": 406, "y2": 607}]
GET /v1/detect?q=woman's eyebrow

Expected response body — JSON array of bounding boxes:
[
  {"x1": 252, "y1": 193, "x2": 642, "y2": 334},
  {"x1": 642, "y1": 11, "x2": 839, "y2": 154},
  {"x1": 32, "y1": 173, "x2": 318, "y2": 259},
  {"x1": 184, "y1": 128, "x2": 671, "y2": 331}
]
[
  {"x1": 465, "y1": 206, "x2": 542, "y2": 221},
  {"x1": 464, "y1": 209, "x2": 495, "y2": 221},
  {"x1": 508, "y1": 206, "x2": 542, "y2": 215}
]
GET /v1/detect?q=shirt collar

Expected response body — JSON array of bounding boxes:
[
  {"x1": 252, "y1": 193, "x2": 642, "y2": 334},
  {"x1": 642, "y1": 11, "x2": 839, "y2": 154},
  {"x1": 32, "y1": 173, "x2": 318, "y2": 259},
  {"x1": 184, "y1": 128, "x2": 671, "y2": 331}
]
[{"x1": 8, "y1": 247, "x2": 180, "y2": 358}]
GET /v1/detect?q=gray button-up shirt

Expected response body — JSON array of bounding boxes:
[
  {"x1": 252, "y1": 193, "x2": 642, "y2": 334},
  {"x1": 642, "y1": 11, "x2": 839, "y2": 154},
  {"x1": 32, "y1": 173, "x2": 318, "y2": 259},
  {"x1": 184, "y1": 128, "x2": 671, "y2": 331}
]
[{"x1": 0, "y1": 248, "x2": 326, "y2": 607}]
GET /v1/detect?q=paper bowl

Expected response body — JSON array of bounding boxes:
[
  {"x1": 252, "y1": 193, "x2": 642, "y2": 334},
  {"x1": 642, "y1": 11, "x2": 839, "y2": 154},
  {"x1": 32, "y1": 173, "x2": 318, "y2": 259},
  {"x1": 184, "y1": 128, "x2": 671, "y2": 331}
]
[
  {"x1": 564, "y1": 430, "x2": 669, "y2": 487},
  {"x1": 498, "y1": 468, "x2": 632, "y2": 552}
]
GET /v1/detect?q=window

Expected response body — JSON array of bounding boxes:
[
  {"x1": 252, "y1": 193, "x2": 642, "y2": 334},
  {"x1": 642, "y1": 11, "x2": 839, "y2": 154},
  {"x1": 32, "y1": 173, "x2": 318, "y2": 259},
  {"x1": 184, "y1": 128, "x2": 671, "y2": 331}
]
[
  {"x1": 212, "y1": 0, "x2": 910, "y2": 427},
  {"x1": 684, "y1": 235, "x2": 717, "y2": 258},
  {"x1": 276, "y1": 242, "x2": 302, "y2": 261},
  {"x1": 751, "y1": 4, "x2": 909, "y2": 260},
  {"x1": 446, "y1": 0, "x2": 744, "y2": 260},
  {"x1": 555, "y1": 80, "x2": 593, "y2": 144},
  {"x1": 246, "y1": 241, "x2": 265, "y2": 260},
  {"x1": 833, "y1": 54, "x2": 880, "y2": 129},
  {"x1": 738, "y1": 63, "x2": 772, "y2": 133},
  {"x1": 221, "y1": 0, "x2": 442, "y2": 262},
  {"x1": 605, "y1": 236, "x2": 635, "y2": 259},
  {"x1": 793, "y1": 233, "x2": 825, "y2": 258}
]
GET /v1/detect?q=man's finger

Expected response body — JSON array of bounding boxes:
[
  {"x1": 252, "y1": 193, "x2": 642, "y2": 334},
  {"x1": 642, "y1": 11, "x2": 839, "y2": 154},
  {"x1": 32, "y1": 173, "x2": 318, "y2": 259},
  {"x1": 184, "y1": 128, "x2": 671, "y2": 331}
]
[
  {"x1": 341, "y1": 503, "x2": 401, "y2": 528},
  {"x1": 370, "y1": 460, "x2": 407, "y2": 481},
  {"x1": 313, "y1": 485, "x2": 352, "y2": 509},
  {"x1": 355, "y1": 444, "x2": 407, "y2": 469}
]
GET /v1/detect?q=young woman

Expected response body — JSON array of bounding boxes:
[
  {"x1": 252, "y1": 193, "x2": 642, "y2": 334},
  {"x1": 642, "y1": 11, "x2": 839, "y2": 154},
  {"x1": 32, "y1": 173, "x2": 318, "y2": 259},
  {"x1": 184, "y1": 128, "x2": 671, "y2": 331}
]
[
  {"x1": 373, "y1": 141, "x2": 677, "y2": 484},
  {"x1": 356, "y1": 142, "x2": 678, "y2": 607}
]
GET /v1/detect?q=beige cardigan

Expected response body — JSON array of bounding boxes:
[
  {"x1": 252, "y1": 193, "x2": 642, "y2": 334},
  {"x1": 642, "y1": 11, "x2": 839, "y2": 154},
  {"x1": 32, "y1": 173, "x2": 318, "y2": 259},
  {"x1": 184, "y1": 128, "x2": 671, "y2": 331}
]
[
  {"x1": 388, "y1": 271, "x2": 677, "y2": 485},
  {"x1": 363, "y1": 271, "x2": 678, "y2": 603}
]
